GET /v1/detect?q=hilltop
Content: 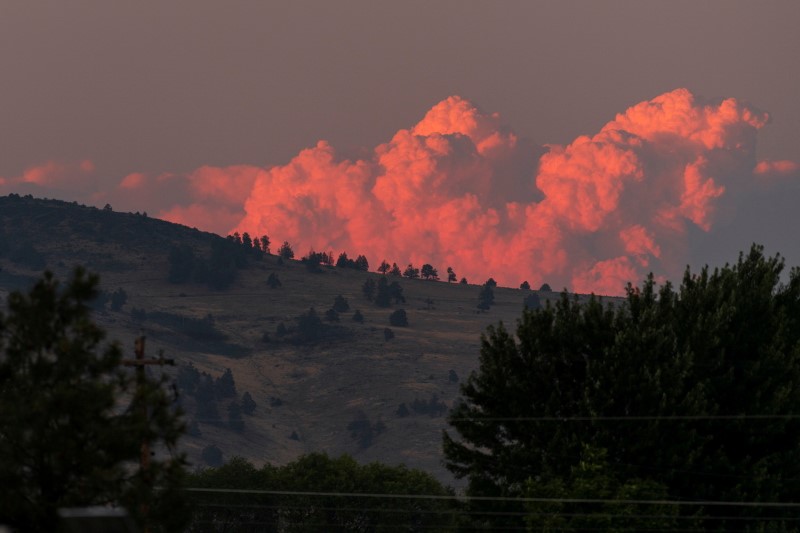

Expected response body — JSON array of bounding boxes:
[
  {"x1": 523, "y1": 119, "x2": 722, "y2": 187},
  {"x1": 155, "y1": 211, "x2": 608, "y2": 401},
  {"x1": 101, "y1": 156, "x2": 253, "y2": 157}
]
[{"x1": 0, "y1": 194, "x2": 604, "y2": 483}]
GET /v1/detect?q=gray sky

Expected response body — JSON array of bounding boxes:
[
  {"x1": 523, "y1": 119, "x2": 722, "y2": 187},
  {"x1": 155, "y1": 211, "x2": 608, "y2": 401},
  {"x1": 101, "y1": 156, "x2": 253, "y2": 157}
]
[
  {"x1": 2, "y1": 1, "x2": 799, "y2": 288},
  {"x1": 3, "y1": 1, "x2": 797, "y2": 175}
]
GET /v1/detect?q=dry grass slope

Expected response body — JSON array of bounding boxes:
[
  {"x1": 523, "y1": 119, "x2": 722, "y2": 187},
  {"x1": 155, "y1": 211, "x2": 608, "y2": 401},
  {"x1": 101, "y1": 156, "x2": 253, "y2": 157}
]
[{"x1": 0, "y1": 195, "x2": 612, "y2": 484}]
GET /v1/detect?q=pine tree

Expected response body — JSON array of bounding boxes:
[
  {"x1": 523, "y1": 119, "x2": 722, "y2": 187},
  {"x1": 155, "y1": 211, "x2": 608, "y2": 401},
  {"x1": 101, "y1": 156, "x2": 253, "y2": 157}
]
[{"x1": 0, "y1": 268, "x2": 188, "y2": 532}]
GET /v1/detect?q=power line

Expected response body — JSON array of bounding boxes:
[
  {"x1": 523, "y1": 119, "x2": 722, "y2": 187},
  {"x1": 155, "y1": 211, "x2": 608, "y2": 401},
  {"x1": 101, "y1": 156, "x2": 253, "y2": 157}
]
[
  {"x1": 191, "y1": 501, "x2": 800, "y2": 521},
  {"x1": 182, "y1": 487, "x2": 800, "y2": 508},
  {"x1": 449, "y1": 414, "x2": 800, "y2": 422}
]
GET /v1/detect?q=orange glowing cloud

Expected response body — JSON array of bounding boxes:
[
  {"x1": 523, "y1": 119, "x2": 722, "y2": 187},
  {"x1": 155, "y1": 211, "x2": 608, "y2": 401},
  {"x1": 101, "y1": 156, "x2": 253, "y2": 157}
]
[
  {"x1": 3, "y1": 89, "x2": 778, "y2": 295},
  {"x1": 0, "y1": 160, "x2": 98, "y2": 200},
  {"x1": 754, "y1": 159, "x2": 800, "y2": 177},
  {"x1": 226, "y1": 89, "x2": 770, "y2": 294}
]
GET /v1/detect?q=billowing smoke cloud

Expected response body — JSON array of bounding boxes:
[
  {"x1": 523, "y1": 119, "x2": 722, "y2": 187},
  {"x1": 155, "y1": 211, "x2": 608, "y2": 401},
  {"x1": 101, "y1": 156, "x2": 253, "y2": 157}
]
[
  {"x1": 229, "y1": 89, "x2": 774, "y2": 294},
  {"x1": 3, "y1": 89, "x2": 793, "y2": 295}
]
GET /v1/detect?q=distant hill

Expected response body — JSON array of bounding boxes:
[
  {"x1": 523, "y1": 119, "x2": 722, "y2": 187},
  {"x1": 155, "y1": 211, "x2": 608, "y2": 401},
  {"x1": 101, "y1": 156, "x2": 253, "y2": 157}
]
[{"x1": 0, "y1": 194, "x2": 606, "y2": 484}]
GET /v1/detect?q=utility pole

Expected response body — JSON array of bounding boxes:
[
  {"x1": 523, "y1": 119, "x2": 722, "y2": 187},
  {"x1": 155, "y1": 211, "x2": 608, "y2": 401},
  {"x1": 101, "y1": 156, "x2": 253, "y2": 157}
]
[{"x1": 120, "y1": 336, "x2": 175, "y2": 532}]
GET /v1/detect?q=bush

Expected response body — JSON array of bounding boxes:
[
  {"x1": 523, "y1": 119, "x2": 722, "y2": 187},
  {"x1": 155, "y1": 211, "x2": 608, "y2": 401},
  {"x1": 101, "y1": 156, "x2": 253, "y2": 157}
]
[
  {"x1": 352, "y1": 309, "x2": 364, "y2": 323},
  {"x1": 241, "y1": 392, "x2": 257, "y2": 415},
  {"x1": 278, "y1": 241, "x2": 294, "y2": 259},
  {"x1": 333, "y1": 294, "x2": 350, "y2": 312},
  {"x1": 524, "y1": 292, "x2": 541, "y2": 310},
  {"x1": 389, "y1": 309, "x2": 409, "y2": 327},
  {"x1": 384, "y1": 328, "x2": 394, "y2": 341},
  {"x1": 347, "y1": 412, "x2": 386, "y2": 449}
]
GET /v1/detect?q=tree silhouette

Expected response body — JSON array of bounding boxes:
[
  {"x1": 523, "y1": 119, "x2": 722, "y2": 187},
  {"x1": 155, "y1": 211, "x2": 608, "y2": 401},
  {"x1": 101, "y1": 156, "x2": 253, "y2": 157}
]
[
  {"x1": 333, "y1": 294, "x2": 350, "y2": 312},
  {"x1": 241, "y1": 392, "x2": 257, "y2": 415},
  {"x1": 278, "y1": 241, "x2": 294, "y2": 259},
  {"x1": 389, "y1": 309, "x2": 409, "y2": 327},
  {"x1": 477, "y1": 283, "x2": 495, "y2": 310},
  {"x1": 447, "y1": 267, "x2": 457, "y2": 283},
  {"x1": 445, "y1": 245, "x2": 800, "y2": 530},
  {"x1": 421, "y1": 264, "x2": 439, "y2": 280},
  {"x1": 403, "y1": 264, "x2": 420, "y2": 279},
  {"x1": 0, "y1": 269, "x2": 188, "y2": 532}
]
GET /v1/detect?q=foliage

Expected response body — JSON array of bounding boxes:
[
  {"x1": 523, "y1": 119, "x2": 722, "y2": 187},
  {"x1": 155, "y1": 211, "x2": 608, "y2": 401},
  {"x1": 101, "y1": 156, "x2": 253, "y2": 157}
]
[
  {"x1": 384, "y1": 327, "x2": 394, "y2": 341},
  {"x1": 284, "y1": 307, "x2": 353, "y2": 345},
  {"x1": 325, "y1": 308, "x2": 340, "y2": 322},
  {"x1": 167, "y1": 237, "x2": 249, "y2": 290},
  {"x1": 403, "y1": 264, "x2": 420, "y2": 279},
  {"x1": 185, "y1": 454, "x2": 458, "y2": 532},
  {"x1": 362, "y1": 277, "x2": 376, "y2": 300},
  {"x1": 375, "y1": 276, "x2": 406, "y2": 308},
  {"x1": 336, "y1": 252, "x2": 370, "y2": 271},
  {"x1": 444, "y1": 245, "x2": 800, "y2": 530},
  {"x1": 520, "y1": 280, "x2": 530, "y2": 290},
  {"x1": 301, "y1": 249, "x2": 332, "y2": 272},
  {"x1": 447, "y1": 266, "x2": 457, "y2": 283},
  {"x1": 352, "y1": 309, "x2": 364, "y2": 323},
  {"x1": 477, "y1": 282, "x2": 494, "y2": 310},
  {"x1": 347, "y1": 411, "x2": 386, "y2": 449},
  {"x1": 389, "y1": 262, "x2": 402, "y2": 276},
  {"x1": 295, "y1": 307, "x2": 324, "y2": 342},
  {"x1": 421, "y1": 263, "x2": 439, "y2": 280},
  {"x1": 389, "y1": 308, "x2": 409, "y2": 327},
  {"x1": 0, "y1": 269, "x2": 188, "y2": 532},
  {"x1": 333, "y1": 294, "x2": 350, "y2": 312},
  {"x1": 278, "y1": 241, "x2": 294, "y2": 259},
  {"x1": 266, "y1": 272, "x2": 281, "y2": 288},
  {"x1": 539, "y1": 282, "x2": 552, "y2": 292},
  {"x1": 241, "y1": 391, "x2": 257, "y2": 415},
  {"x1": 410, "y1": 394, "x2": 447, "y2": 417},
  {"x1": 523, "y1": 292, "x2": 541, "y2": 310},
  {"x1": 214, "y1": 368, "x2": 237, "y2": 399}
]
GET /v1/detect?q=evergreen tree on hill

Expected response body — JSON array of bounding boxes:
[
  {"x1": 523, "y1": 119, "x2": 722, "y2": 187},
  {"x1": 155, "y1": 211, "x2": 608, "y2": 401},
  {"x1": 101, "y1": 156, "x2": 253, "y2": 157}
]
[{"x1": 278, "y1": 241, "x2": 294, "y2": 259}]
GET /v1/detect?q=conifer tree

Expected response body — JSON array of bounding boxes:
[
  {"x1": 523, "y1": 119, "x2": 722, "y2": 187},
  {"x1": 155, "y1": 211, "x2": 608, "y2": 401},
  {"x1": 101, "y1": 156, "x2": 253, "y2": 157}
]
[
  {"x1": 444, "y1": 246, "x2": 800, "y2": 530},
  {"x1": 0, "y1": 269, "x2": 188, "y2": 532}
]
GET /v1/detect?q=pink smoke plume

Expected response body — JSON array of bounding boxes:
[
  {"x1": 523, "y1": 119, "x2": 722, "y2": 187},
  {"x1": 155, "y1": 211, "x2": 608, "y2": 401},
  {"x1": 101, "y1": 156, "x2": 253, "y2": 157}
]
[
  {"x1": 227, "y1": 89, "x2": 773, "y2": 294},
  {"x1": 3, "y1": 89, "x2": 790, "y2": 295}
]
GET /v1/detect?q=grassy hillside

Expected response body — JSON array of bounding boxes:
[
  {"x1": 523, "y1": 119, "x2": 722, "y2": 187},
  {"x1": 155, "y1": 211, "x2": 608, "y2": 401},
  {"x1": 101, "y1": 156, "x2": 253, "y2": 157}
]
[{"x1": 0, "y1": 194, "x2": 605, "y2": 483}]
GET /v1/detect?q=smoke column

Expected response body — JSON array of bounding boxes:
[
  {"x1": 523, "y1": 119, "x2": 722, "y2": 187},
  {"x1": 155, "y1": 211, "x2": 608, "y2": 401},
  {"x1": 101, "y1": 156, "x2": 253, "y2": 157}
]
[
  {"x1": 230, "y1": 89, "x2": 770, "y2": 294},
  {"x1": 1, "y1": 88, "x2": 785, "y2": 295}
]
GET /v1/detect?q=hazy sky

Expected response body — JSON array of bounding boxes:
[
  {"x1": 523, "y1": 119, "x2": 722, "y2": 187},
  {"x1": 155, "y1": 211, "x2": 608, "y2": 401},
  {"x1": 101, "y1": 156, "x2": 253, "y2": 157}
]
[{"x1": 2, "y1": 1, "x2": 799, "y2": 291}]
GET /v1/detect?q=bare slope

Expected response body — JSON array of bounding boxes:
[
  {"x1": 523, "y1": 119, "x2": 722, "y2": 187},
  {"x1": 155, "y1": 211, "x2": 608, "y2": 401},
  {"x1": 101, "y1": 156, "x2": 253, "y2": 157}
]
[{"x1": 0, "y1": 194, "x2": 603, "y2": 483}]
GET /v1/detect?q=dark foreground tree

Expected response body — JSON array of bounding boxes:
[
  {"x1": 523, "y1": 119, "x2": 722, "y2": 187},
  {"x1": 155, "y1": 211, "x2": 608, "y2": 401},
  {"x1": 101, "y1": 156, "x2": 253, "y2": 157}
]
[
  {"x1": 444, "y1": 245, "x2": 800, "y2": 531},
  {"x1": 186, "y1": 454, "x2": 458, "y2": 532},
  {"x1": 0, "y1": 269, "x2": 188, "y2": 532}
]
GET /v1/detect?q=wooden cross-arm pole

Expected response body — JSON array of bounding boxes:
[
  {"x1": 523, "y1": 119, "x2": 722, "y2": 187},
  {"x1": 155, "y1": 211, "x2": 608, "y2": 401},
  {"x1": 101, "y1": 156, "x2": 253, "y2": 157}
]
[{"x1": 119, "y1": 336, "x2": 175, "y2": 533}]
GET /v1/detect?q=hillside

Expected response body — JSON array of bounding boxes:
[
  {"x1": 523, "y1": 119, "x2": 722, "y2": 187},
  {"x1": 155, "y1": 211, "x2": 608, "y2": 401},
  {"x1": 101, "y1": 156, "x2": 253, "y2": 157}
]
[{"x1": 0, "y1": 194, "x2": 605, "y2": 484}]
